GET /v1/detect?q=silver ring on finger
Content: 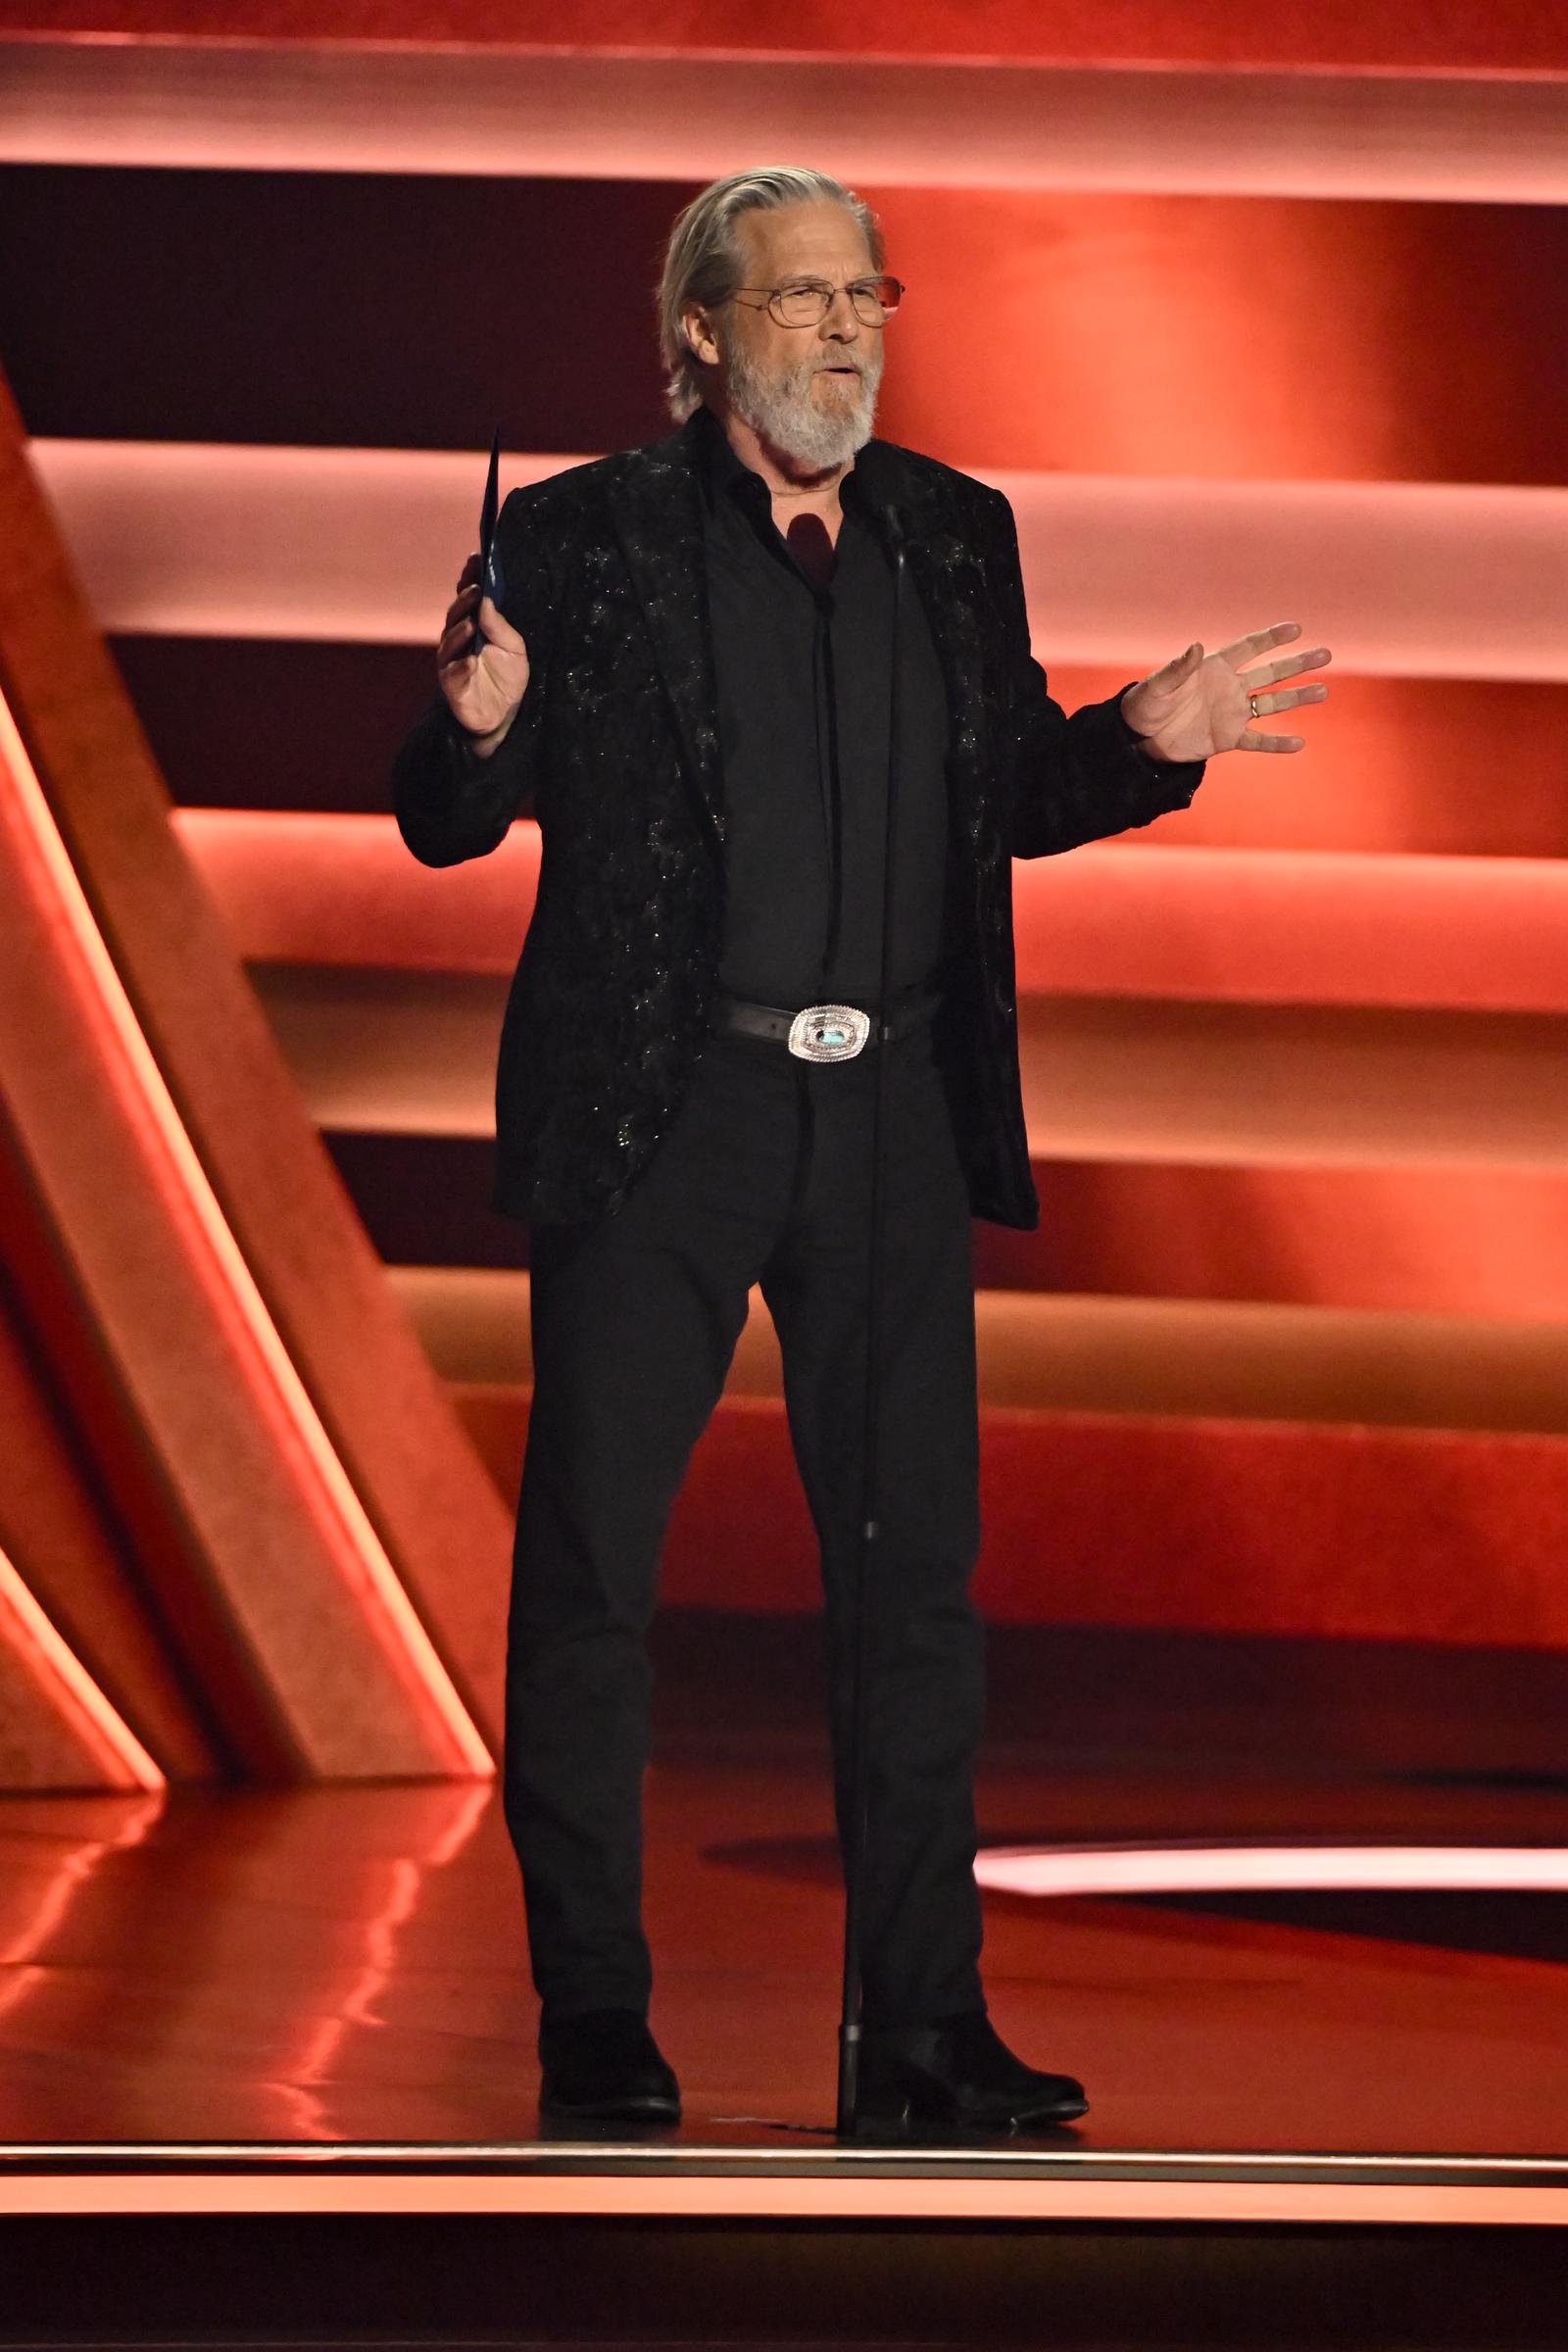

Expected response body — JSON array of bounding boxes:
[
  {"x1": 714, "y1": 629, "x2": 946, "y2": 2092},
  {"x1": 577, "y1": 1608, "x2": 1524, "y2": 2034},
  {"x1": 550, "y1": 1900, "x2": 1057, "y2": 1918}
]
[{"x1": 1249, "y1": 692, "x2": 1260, "y2": 719}]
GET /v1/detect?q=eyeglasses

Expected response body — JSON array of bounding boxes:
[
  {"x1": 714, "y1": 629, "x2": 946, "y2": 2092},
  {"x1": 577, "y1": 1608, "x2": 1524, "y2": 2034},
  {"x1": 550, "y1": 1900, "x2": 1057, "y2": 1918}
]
[{"x1": 725, "y1": 275, "x2": 906, "y2": 329}]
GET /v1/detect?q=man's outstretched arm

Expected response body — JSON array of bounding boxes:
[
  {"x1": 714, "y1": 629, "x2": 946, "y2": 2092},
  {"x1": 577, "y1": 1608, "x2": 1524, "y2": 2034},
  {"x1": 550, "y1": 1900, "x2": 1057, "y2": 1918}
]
[
  {"x1": 984, "y1": 488, "x2": 1332, "y2": 860},
  {"x1": 982, "y1": 488, "x2": 1208, "y2": 860}
]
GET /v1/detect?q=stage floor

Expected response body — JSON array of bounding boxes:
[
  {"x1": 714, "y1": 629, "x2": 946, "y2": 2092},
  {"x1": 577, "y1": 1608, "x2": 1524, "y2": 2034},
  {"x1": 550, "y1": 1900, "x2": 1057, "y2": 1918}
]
[{"x1": 4, "y1": 1686, "x2": 1568, "y2": 2224}]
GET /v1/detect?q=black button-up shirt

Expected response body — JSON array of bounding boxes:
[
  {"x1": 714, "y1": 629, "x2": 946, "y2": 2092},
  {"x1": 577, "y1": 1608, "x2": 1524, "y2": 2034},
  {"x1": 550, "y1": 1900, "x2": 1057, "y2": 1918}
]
[{"x1": 694, "y1": 403, "x2": 957, "y2": 1008}]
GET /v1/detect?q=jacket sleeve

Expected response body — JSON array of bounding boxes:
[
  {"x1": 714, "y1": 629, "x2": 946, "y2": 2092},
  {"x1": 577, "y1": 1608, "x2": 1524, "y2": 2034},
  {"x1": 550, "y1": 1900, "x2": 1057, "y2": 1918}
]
[
  {"x1": 983, "y1": 486, "x2": 1207, "y2": 860},
  {"x1": 391, "y1": 484, "x2": 558, "y2": 868}
]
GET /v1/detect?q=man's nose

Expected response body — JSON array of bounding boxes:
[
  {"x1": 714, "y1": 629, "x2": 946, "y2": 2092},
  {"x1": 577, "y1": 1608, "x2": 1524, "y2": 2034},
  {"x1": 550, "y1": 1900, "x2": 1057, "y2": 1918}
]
[{"x1": 820, "y1": 287, "x2": 862, "y2": 337}]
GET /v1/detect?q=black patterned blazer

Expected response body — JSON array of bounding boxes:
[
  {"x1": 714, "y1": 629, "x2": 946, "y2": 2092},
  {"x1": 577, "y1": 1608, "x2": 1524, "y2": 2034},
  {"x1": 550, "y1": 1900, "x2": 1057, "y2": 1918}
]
[{"x1": 391, "y1": 409, "x2": 1206, "y2": 1229}]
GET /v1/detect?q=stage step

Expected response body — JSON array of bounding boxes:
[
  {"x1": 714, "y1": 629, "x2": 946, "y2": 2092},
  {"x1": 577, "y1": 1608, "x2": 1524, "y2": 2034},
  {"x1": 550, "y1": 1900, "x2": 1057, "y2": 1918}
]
[
  {"x1": 387, "y1": 1264, "x2": 1568, "y2": 1439},
  {"x1": 177, "y1": 809, "x2": 1568, "y2": 1013},
  {"x1": 124, "y1": 640, "x2": 1568, "y2": 859},
  {"x1": 377, "y1": 1264, "x2": 1568, "y2": 1645},
  {"x1": 246, "y1": 959, "x2": 1568, "y2": 1171},
  {"x1": 32, "y1": 437, "x2": 1568, "y2": 698},
  {"x1": 433, "y1": 1368, "x2": 1568, "y2": 1646}
]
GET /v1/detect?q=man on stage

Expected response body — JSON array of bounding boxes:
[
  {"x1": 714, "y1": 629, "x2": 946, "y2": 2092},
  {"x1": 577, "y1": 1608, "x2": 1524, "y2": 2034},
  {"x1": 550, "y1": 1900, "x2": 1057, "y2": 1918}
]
[{"x1": 392, "y1": 165, "x2": 1331, "y2": 2132}]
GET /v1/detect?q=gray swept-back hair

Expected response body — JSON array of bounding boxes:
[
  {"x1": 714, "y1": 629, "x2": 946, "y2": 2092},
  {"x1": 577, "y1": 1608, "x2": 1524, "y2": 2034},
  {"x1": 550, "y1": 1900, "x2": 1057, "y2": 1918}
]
[{"x1": 657, "y1": 166, "x2": 884, "y2": 422}]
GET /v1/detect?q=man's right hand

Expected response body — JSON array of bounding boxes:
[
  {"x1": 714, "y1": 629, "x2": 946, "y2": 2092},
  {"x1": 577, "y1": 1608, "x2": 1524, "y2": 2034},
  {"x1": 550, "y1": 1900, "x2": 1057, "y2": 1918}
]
[{"x1": 437, "y1": 550, "x2": 531, "y2": 756}]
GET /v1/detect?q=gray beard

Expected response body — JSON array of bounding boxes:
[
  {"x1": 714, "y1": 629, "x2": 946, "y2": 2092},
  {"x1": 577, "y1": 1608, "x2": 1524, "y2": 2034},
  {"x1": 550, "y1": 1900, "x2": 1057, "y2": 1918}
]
[{"x1": 722, "y1": 340, "x2": 882, "y2": 472}]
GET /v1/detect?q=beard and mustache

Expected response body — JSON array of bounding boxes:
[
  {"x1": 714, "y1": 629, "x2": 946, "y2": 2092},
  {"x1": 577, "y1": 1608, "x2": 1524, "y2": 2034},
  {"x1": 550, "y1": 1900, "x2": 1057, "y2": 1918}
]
[{"x1": 720, "y1": 333, "x2": 884, "y2": 471}]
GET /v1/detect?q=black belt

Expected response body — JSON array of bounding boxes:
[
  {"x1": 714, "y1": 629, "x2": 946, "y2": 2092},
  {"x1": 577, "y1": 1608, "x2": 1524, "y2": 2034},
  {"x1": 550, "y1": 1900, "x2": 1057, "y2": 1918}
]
[{"x1": 713, "y1": 980, "x2": 944, "y2": 1061}]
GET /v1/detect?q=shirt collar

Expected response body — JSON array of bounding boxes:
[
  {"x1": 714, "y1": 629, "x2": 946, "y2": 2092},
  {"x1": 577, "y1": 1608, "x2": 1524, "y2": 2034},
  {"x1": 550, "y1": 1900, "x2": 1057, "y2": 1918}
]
[
  {"x1": 692, "y1": 401, "x2": 759, "y2": 515},
  {"x1": 692, "y1": 399, "x2": 869, "y2": 521}
]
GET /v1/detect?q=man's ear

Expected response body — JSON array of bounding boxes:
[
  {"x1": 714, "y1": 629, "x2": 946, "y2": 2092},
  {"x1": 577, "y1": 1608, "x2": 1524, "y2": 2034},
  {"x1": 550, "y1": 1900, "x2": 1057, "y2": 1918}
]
[{"x1": 682, "y1": 303, "x2": 721, "y2": 369}]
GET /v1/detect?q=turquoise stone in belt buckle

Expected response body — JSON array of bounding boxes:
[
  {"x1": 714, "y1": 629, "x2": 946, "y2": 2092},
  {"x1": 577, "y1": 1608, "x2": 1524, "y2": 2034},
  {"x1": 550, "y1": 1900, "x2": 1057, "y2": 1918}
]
[{"x1": 787, "y1": 1004, "x2": 871, "y2": 1061}]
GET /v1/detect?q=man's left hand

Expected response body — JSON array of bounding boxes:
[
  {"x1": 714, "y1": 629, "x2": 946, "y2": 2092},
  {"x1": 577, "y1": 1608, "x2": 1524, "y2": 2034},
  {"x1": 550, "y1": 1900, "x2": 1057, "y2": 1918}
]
[{"x1": 1120, "y1": 620, "x2": 1332, "y2": 762}]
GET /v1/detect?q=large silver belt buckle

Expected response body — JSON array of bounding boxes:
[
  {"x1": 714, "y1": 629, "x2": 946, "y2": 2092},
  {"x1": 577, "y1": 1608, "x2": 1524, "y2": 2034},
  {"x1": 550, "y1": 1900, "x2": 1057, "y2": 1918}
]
[{"x1": 787, "y1": 1003, "x2": 871, "y2": 1061}]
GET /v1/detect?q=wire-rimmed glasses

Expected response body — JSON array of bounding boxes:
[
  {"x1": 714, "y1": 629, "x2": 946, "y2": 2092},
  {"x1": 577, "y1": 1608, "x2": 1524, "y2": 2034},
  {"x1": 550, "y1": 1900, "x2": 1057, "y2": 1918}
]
[{"x1": 726, "y1": 275, "x2": 906, "y2": 329}]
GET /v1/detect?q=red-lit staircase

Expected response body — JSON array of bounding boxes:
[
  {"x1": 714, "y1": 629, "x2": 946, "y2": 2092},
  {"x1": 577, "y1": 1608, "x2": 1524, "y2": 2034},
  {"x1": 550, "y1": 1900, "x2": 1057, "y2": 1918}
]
[{"x1": 4, "y1": 11, "x2": 1568, "y2": 1788}]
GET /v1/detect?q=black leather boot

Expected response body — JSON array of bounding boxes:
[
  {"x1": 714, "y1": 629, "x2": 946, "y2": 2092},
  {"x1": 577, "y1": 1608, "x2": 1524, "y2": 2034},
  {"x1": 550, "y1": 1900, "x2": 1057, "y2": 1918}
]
[
  {"x1": 856, "y1": 2008, "x2": 1089, "y2": 2132},
  {"x1": 537, "y1": 2006, "x2": 681, "y2": 2124}
]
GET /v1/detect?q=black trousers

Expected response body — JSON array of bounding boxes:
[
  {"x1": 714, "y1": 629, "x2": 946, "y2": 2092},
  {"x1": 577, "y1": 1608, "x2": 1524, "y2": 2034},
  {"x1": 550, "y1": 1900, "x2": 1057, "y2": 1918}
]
[{"x1": 503, "y1": 1004, "x2": 988, "y2": 2030}]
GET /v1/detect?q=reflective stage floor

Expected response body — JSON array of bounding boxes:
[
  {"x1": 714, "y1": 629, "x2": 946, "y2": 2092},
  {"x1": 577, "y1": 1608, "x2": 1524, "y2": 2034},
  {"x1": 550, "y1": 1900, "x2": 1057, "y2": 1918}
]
[
  {"x1": 6, "y1": 1621, "x2": 1568, "y2": 2352},
  {"x1": 4, "y1": 1669, "x2": 1567, "y2": 2216}
]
